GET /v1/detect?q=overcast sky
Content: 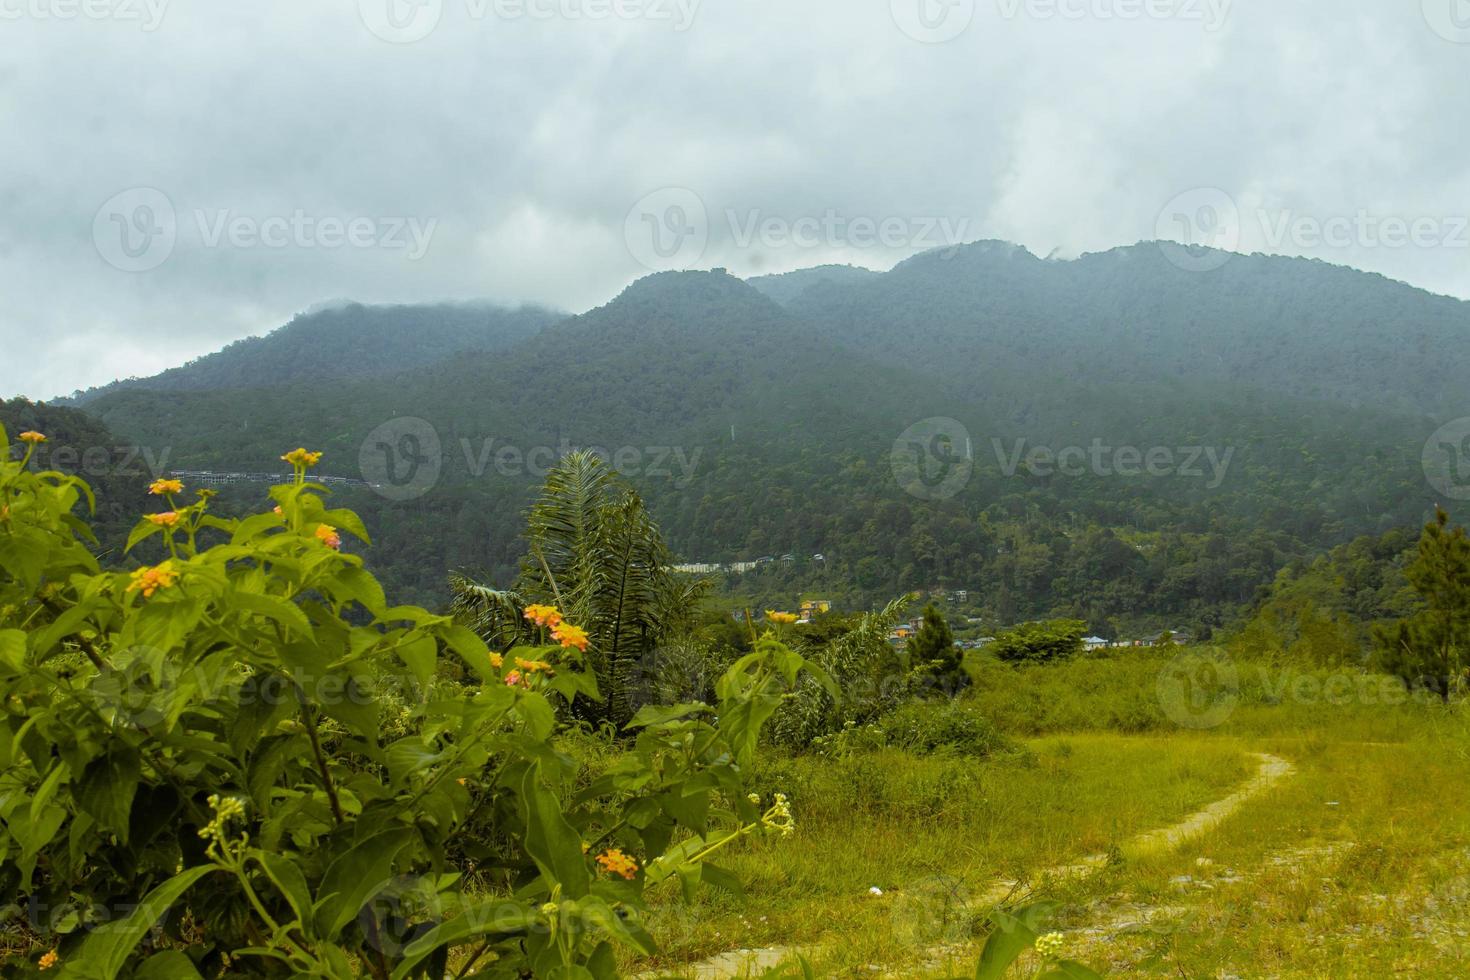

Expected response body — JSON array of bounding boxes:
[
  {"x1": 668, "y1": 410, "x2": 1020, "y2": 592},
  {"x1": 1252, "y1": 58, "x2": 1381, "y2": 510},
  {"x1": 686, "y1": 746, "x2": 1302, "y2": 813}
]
[{"x1": 3, "y1": 0, "x2": 1468, "y2": 398}]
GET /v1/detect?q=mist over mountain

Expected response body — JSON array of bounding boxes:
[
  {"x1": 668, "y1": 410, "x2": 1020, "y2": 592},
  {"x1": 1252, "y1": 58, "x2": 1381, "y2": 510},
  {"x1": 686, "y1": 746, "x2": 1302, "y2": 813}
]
[
  {"x1": 65, "y1": 302, "x2": 563, "y2": 403},
  {"x1": 60, "y1": 244, "x2": 1461, "y2": 626},
  {"x1": 776, "y1": 241, "x2": 1470, "y2": 418}
]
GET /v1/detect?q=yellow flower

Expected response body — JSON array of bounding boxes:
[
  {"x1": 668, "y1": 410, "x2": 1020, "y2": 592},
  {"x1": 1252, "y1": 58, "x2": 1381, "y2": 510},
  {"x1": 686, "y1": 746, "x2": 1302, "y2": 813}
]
[
  {"x1": 515, "y1": 657, "x2": 555, "y2": 675},
  {"x1": 281, "y1": 447, "x2": 323, "y2": 468},
  {"x1": 766, "y1": 611, "x2": 799, "y2": 625},
  {"x1": 552, "y1": 622, "x2": 589, "y2": 652},
  {"x1": 596, "y1": 849, "x2": 639, "y2": 880},
  {"x1": 762, "y1": 792, "x2": 795, "y2": 838},
  {"x1": 148, "y1": 478, "x2": 183, "y2": 495},
  {"x1": 18, "y1": 431, "x2": 46, "y2": 444},
  {"x1": 146, "y1": 511, "x2": 181, "y2": 527},
  {"x1": 523, "y1": 604, "x2": 563, "y2": 628},
  {"x1": 38, "y1": 950, "x2": 59, "y2": 971},
  {"x1": 489, "y1": 652, "x2": 504, "y2": 669},
  {"x1": 1034, "y1": 932, "x2": 1066, "y2": 961},
  {"x1": 314, "y1": 524, "x2": 342, "y2": 550},
  {"x1": 127, "y1": 560, "x2": 180, "y2": 598}
]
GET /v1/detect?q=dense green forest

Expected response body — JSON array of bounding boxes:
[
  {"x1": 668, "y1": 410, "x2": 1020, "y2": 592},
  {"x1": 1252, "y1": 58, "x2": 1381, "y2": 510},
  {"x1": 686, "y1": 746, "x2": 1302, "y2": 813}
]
[{"x1": 37, "y1": 245, "x2": 1470, "y2": 636}]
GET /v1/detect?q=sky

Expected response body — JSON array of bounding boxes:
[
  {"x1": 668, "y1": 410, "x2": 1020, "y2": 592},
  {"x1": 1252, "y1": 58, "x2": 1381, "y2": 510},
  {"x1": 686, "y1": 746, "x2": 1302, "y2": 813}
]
[{"x1": 2, "y1": 0, "x2": 1469, "y2": 398}]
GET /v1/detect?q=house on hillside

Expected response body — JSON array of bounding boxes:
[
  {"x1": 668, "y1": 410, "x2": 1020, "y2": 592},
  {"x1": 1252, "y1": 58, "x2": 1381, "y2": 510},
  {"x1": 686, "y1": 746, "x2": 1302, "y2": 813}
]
[{"x1": 1082, "y1": 636, "x2": 1110, "y2": 652}]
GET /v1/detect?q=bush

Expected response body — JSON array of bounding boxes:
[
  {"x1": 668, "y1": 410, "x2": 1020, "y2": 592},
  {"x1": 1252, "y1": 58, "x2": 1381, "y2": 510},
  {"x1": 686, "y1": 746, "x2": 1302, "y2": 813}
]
[
  {"x1": 987, "y1": 619, "x2": 1087, "y2": 664},
  {"x1": 811, "y1": 699, "x2": 1014, "y2": 759},
  {"x1": 0, "y1": 429, "x2": 824, "y2": 978}
]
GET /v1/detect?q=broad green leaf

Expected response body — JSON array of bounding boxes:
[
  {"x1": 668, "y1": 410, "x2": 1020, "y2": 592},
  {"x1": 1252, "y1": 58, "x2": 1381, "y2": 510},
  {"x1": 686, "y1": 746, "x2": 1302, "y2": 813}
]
[
  {"x1": 232, "y1": 591, "x2": 313, "y2": 637},
  {"x1": 58, "y1": 866, "x2": 213, "y2": 980},
  {"x1": 312, "y1": 827, "x2": 415, "y2": 941},
  {"x1": 388, "y1": 901, "x2": 537, "y2": 980},
  {"x1": 520, "y1": 762, "x2": 591, "y2": 898},
  {"x1": 975, "y1": 909, "x2": 1039, "y2": 980},
  {"x1": 133, "y1": 950, "x2": 203, "y2": 980},
  {"x1": 74, "y1": 748, "x2": 141, "y2": 842}
]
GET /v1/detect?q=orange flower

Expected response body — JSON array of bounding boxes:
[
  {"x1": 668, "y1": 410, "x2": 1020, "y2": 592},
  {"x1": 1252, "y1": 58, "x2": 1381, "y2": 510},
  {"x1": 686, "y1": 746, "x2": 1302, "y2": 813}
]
[
  {"x1": 596, "y1": 849, "x2": 639, "y2": 880},
  {"x1": 281, "y1": 447, "x2": 323, "y2": 468},
  {"x1": 127, "y1": 561, "x2": 179, "y2": 598},
  {"x1": 148, "y1": 478, "x2": 183, "y2": 495},
  {"x1": 272, "y1": 505, "x2": 283, "y2": 515},
  {"x1": 315, "y1": 524, "x2": 342, "y2": 550},
  {"x1": 552, "y1": 622, "x2": 589, "y2": 652},
  {"x1": 504, "y1": 670, "x2": 526, "y2": 688},
  {"x1": 515, "y1": 657, "x2": 554, "y2": 675},
  {"x1": 18, "y1": 431, "x2": 46, "y2": 444},
  {"x1": 38, "y1": 950, "x2": 59, "y2": 971},
  {"x1": 523, "y1": 604, "x2": 563, "y2": 628},
  {"x1": 146, "y1": 511, "x2": 180, "y2": 527}
]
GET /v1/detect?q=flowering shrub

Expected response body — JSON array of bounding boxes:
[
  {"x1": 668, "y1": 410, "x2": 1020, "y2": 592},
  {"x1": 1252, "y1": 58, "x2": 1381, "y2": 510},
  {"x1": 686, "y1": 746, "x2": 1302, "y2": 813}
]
[{"x1": 0, "y1": 428, "x2": 827, "y2": 978}]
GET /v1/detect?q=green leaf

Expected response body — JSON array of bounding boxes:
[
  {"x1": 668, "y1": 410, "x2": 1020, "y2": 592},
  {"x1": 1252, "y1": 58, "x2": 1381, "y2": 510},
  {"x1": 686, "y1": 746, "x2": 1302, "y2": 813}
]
[
  {"x1": 570, "y1": 896, "x2": 656, "y2": 957},
  {"x1": 520, "y1": 761, "x2": 591, "y2": 898},
  {"x1": 388, "y1": 901, "x2": 537, "y2": 980},
  {"x1": 975, "y1": 909, "x2": 1039, "y2": 980},
  {"x1": 256, "y1": 852, "x2": 317, "y2": 937},
  {"x1": 395, "y1": 632, "x2": 437, "y2": 692},
  {"x1": 74, "y1": 748, "x2": 141, "y2": 842},
  {"x1": 230, "y1": 511, "x2": 285, "y2": 546},
  {"x1": 0, "y1": 628, "x2": 26, "y2": 671},
  {"x1": 57, "y1": 866, "x2": 213, "y2": 980},
  {"x1": 232, "y1": 591, "x2": 314, "y2": 637},
  {"x1": 133, "y1": 950, "x2": 203, "y2": 980},
  {"x1": 312, "y1": 827, "x2": 415, "y2": 941}
]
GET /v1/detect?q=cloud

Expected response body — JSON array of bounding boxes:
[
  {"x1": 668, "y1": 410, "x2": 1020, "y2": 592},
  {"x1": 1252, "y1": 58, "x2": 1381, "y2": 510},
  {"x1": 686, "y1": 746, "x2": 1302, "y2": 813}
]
[{"x1": 2, "y1": 0, "x2": 1467, "y2": 398}]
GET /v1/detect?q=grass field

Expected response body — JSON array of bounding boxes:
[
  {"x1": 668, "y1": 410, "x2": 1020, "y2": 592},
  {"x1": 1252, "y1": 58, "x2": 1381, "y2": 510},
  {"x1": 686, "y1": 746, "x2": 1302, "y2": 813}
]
[{"x1": 627, "y1": 653, "x2": 1470, "y2": 978}]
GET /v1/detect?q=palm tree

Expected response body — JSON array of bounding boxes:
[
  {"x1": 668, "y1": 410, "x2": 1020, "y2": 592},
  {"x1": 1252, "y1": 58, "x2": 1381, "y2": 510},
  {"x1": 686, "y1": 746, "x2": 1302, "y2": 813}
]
[{"x1": 451, "y1": 451, "x2": 708, "y2": 726}]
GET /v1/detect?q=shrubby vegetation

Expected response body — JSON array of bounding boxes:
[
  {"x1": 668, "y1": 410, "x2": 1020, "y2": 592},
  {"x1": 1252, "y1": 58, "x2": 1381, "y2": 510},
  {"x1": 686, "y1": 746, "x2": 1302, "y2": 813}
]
[{"x1": 0, "y1": 428, "x2": 831, "y2": 978}]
